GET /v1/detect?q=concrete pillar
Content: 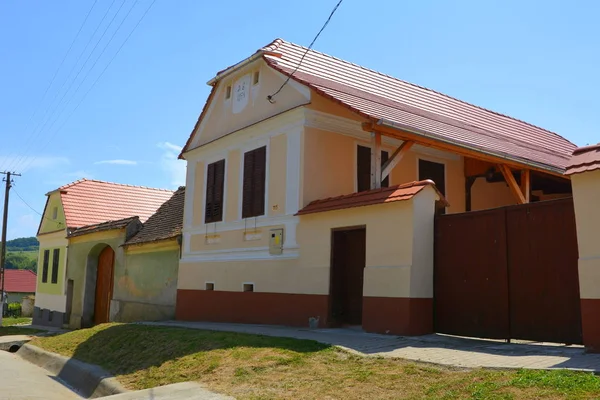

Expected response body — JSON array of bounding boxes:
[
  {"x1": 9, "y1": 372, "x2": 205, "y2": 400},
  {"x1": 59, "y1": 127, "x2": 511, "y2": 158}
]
[{"x1": 568, "y1": 147, "x2": 600, "y2": 352}]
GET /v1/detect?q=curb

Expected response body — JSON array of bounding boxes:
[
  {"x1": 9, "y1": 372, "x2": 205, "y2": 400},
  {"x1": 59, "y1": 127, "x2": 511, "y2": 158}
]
[{"x1": 17, "y1": 343, "x2": 128, "y2": 398}]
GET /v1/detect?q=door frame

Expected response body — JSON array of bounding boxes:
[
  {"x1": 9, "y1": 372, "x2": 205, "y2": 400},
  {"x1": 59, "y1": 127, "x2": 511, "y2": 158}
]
[{"x1": 328, "y1": 225, "x2": 366, "y2": 327}]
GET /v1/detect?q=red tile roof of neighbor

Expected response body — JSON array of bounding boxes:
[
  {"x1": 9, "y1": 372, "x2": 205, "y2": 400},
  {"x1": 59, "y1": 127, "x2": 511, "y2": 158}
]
[
  {"x1": 565, "y1": 144, "x2": 600, "y2": 175},
  {"x1": 0, "y1": 270, "x2": 36, "y2": 293},
  {"x1": 296, "y1": 180, "x2": 446, "y2": 215},
  {"x1": 54, "y1": 179, "x2": 174, "y2": 230},
  {"x1": 182, "y1": 39, "x2": 577, "y2": 173},
  {"x1": 125, "y1": 187, "x2": 185, "y2": 246}
]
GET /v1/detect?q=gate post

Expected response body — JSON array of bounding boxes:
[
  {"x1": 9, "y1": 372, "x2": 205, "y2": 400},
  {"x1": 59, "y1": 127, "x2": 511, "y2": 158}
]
[{"x1": 567, "y1": 145, "x2": 600, "y2": 352}]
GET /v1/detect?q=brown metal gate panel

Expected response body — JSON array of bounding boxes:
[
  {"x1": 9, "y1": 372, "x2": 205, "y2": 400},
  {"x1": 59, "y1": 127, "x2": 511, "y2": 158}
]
[
  {"x1": 434, "y1": 198, "x2": 582, "y2": 344},
  {"x1": 434, "y1": 208, "x2": 510, "y2": 339},
  {"x1": 506, "y1": 198, "x2": 582, "y2": 344}
]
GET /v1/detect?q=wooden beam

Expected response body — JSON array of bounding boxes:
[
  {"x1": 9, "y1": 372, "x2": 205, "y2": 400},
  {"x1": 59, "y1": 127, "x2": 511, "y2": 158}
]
[
  {"x1": 361, "y1": 121, "x2": 566, "y2": 178},
  {"x1": 499, "y1": 164, "x2": 526, "y2": 204},
  {"x1": 381, "y1": 141, "x2": 414, "y2": 181},
  {"x1": 371, "y1": 131, "x2": 382, "y2": 189},
  {"x1": 521, "y1": 169, "x2": 531, "y2": 203}
]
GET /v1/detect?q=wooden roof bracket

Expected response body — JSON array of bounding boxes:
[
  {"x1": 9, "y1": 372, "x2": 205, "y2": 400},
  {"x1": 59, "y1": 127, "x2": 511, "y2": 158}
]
[
  {"x1": 498, "y1": 164, "x2": 527, "y2": 204},
  {"x1": 382, "y1": 140, "x2": 414, "y2": 181},
  {"x1": 362, "y1": 120, "x2": 567, "y2": 178}
]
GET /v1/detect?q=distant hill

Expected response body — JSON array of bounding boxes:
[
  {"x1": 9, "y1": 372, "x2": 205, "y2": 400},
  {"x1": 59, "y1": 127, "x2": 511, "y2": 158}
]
[
  {"x1": 6, "y1": 237, "x2": 39, "y2": 252},
  {"x1": 3, "y1": 237, "x2": 39, "y2": 272}
]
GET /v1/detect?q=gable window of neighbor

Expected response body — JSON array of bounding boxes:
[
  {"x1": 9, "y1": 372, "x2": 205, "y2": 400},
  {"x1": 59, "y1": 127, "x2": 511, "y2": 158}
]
[
  {"x1": 41, "y1": 249, "x2": 50, "y2": 283},
  {"x1": 52, "y1": 207, "x2": 58, "y2": 220},
  {"x1": 242, "y1": 146, "x2": 267, "y2": 218},
  {"x1": 51, "y1": 248, "x2": 60, "y2": 284},
  {"x1": 205, "y1": 159, "x2": 225, "y2": 223},
  {"x1": 357, "y1": 145, "x2": 389, "y2": 192}
]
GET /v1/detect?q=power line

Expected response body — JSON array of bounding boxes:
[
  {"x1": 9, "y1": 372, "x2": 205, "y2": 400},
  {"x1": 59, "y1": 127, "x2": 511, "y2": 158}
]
[
  {"x1": 29, "y1": 0, "x2": 140, "y2": 147},
  {"x1": 1, "y1": 0, "x2": 99, "y2": 172},
  {"x1": 19, "y1": 0, "x2": 158, "y2": 174},
  {"x1": 267, "y1": 0, "x2": 343, "y2": 103},
  {"x1": 9, "y1": 0, "x2": 120, "y2": 172},
  {"x1": 11, "y1": 187, "x2": 64, "y2": 227}
]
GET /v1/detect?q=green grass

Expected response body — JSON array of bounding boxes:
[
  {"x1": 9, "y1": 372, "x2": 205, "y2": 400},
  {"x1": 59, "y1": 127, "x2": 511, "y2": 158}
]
[
  {"x1": 0, "y1": 317, "x2": 42, "y2": 336},
  {"x1": 30, "y1": 323, "x2": 600, "y2": 399},
  {"x1": 2, "y1": 317, "x2": 32, "y2": 326}
]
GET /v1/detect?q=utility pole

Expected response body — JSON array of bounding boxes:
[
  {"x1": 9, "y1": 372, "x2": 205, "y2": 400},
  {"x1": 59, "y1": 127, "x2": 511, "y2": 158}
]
[{"x1": 0, "y1": 171, "x2": 20, "y2": 323}]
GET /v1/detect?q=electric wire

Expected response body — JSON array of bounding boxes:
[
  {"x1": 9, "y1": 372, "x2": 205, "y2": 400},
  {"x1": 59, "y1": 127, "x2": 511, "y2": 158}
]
[
  {"x1": 10, "y1": 0, "x2": 120, "y2": 172},
  {"x1": 19, "y1": 0, "x2": 158, "y2": 174},
  {"x1": 267, "y1": 0, "x2": 343, "y2": 102},
  {"x1": 1, "y1": 0, "x2": 99, "y2": 172}
]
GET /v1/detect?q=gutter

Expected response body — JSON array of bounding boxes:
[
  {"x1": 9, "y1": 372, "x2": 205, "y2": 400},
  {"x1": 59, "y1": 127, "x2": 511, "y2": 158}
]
[{"x1": 377, "y1": 119, "x2": 566, "y2": 176}]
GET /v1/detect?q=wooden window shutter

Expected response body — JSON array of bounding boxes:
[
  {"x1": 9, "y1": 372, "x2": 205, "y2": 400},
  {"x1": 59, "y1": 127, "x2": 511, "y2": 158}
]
[
  {"x1": 242, "y1": 146, "x2": 267, "y2": 218},
  {"x1": 205, "y1": 160, "x2": 225, "y2": 223},
  {"x1": 357, "y1": 145, "x2": 371, "y2": 192},
  {"x1": 51, "y1": 248, "x2": 60, "y2": 284},
  {"x1": 252, "y1": 146, "x2": 266, "y2": 216},
  {"x1": 242, "y1": 150, "x2": 255, "y2": 218},
  {"x1": 42, "y1": 249, "x2": 50, "y2": 283},
  {"x1": 357, "y1": 146, "x2": 389, "y2": 191}
]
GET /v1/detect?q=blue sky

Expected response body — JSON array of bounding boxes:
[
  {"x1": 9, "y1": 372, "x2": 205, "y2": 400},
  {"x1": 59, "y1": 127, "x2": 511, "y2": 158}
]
[{"x1": 1, "y1": 0, "x2": 598, "y2": 239}]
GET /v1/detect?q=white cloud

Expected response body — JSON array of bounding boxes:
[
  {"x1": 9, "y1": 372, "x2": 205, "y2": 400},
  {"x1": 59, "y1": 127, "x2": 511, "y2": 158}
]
[
  {"x1": 94, "y1": 159, "x2": 138, "y2": 165},
  {"x1": 0, "y1": 156, "x2": 69, "y2": 173},
  {"x1": 157, "y1": 142, "x2": 186, "y2": 188}
]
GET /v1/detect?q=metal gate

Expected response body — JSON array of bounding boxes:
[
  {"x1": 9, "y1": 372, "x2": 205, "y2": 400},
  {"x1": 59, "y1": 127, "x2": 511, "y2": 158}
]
[{"x1": 434, "y1": 198, "x2": 582, "y2": 344}]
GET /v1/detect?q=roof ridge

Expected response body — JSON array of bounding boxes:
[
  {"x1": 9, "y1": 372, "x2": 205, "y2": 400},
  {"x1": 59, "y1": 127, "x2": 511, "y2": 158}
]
[
  {"x1": 59, "y1": 178, "x2": 174, "y2": 192},
  {"x1": 274, "y1": 39, "x2": 575, "y2": 147}
]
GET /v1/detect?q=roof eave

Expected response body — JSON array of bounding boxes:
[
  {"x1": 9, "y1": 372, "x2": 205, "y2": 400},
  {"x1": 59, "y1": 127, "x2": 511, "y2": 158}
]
[
  {"x1": 206, "y1": 50, "x2": 281, "y2": 86},
  {"x1": 377, "y1": 119, "x2": 566, "y2": 176}
]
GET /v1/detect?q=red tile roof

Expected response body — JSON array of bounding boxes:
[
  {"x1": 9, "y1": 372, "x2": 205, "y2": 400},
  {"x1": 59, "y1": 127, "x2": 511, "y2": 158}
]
[
  {"x1": 54, "y1": 179, "x2": 174, "y2": 230},
  {"x1": 125, "y1": 187, "x2": 185, "y2": 246},
  {"x1": 0, "y1": 270, "x2": 36, "y2": 293},
  {"x1": 68, "y1": 216, "x2": 141, "y2": 238},
  {"x1": 296, "y1": 180, "x2": 446, "y2": 216},
  {"x1": 565, "y1": 144, "x2": 600, "y2": 175},
  {"x1": 258, "y1": 39, "x2": 575, "y2": 173}
]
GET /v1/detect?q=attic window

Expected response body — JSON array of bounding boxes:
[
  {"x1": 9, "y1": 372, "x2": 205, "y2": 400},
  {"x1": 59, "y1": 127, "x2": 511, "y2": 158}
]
[
  {"x1": 253, "y1": 71, "x2": 260, "y2": 85},
  {"x1": 52, "y1": 207, "x2": 58, "y2": 220},
  {"x1": 225, "y1": 85, "x2": 232, "y2": 99}
]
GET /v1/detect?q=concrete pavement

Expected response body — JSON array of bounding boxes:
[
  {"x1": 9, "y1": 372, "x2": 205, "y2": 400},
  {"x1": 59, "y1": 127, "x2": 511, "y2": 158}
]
[
  {"x1": 148, "y1": 320, "x2": 600, "y2": 372},
  {"x1": 0, "y1": 350, "x2": 81, "y2": 400}
]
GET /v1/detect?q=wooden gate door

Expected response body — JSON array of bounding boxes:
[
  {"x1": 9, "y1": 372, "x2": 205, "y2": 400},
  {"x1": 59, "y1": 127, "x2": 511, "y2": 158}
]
[
  {"x1": 434, "y1": 209, "x2": 510, "y2": 339},
  {"x1": 330, "y1": 228, "x2": 367, "y2": 325},
  {"x1": 506, "y1": 198, "x2": 582, "y2": 344},
  {"x1": 94, "y1": 246, "x2": 115, "y2": 324},
  {"x1": 435, "y1": 198, "x2": 582, "y2": 344}
]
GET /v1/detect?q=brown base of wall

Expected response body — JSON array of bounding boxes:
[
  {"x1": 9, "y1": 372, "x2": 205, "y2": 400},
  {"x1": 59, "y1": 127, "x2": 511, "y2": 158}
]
[
  {"x1": 362, "y1": 297, "x2": 433, "y2": 336},
  {"x1": 176, "y1": 290, "x2": 330, "y2": 328},
  {"x1": 581, "y1": 299, "x2": 600, "y2": 353}
]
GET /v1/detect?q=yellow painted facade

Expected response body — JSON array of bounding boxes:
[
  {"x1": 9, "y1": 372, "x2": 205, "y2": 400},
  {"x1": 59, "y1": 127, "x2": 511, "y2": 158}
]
[
  {"x1": 571, "y1": 170, "x2": 600, "y2": 299},
  {"x1": 179, "y1": 56, "x2": 521, "y2": 300}
]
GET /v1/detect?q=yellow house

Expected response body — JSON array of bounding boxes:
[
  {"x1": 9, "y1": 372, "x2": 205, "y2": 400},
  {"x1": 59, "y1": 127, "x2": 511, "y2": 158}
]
[
  {"x1": 34, "y1": 179, "x2": 173, "y2": 327},
  {"x1": 176, "y1": 39, "x2": 575, "y2": 335}
]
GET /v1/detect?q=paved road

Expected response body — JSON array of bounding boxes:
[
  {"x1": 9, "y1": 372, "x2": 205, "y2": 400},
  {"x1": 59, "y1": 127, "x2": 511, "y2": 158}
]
[{"x1": 0, "y1": 350, "x2": 81, "y2": 400}]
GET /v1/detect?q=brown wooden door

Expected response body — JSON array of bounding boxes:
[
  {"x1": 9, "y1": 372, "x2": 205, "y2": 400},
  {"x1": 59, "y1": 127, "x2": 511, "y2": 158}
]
[
  {"x1": 94, "y1": 246, "x2": 115, "y2": 324},
  {"x1": 330, "y1": 228, "x2": 366, "y2": 325}
]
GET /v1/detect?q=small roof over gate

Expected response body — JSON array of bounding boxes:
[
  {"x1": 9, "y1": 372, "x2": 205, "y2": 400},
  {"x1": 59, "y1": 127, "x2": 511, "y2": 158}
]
[{"x1": 296, "y1": 180, "x2": 447, "y2": 216}]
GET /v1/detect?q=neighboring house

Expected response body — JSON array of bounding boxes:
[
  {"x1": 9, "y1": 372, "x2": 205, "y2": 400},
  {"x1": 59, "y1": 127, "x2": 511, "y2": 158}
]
[
  {"x1": 175, "y1": 38, "x2": 576, "y2": 335},
  {"x1": 34, "y1": 179, "x2": 174, "y2": 328},
  {"x1": 0, "y1": 269, "x2": 36, "y2": 303}
]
